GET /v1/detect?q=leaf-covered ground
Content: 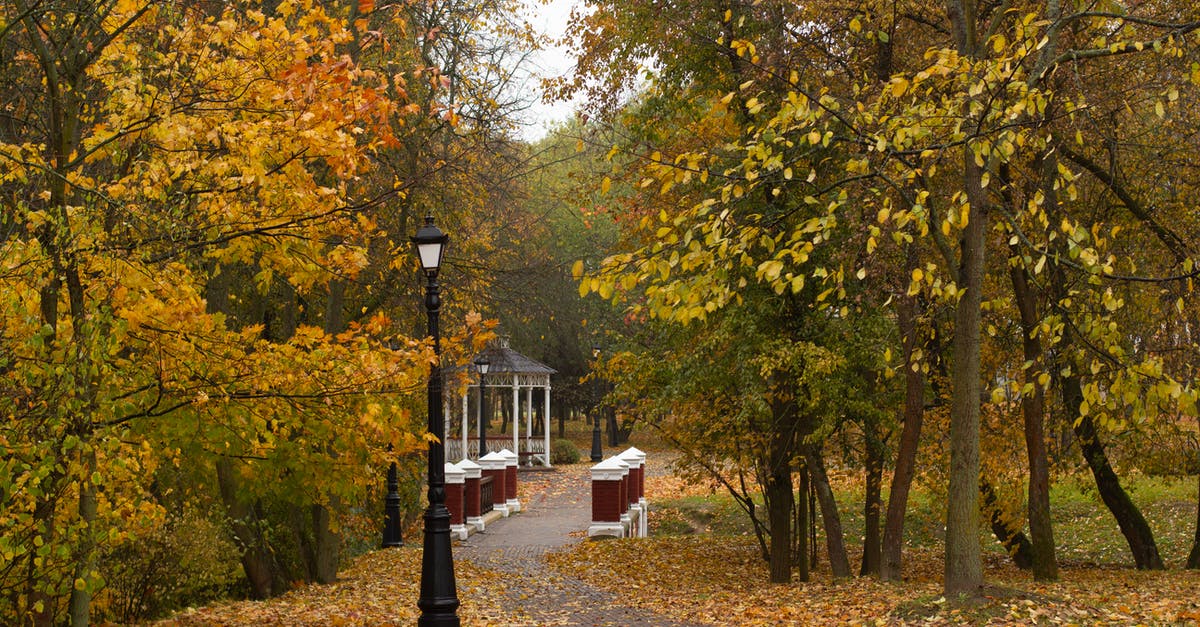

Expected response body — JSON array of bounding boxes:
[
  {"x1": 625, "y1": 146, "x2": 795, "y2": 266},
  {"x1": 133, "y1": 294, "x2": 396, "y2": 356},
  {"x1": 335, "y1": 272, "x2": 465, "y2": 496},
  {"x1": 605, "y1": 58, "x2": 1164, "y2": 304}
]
[
  {"x1": 158, "y1": 456, "x2": 1200, "y2": 626},
  {"x1": 547, "y1": 536, "x2": 1200, "y2": 625},
  {"x1": 158, "y1": 547, "x2": 518, "y2": 626}
]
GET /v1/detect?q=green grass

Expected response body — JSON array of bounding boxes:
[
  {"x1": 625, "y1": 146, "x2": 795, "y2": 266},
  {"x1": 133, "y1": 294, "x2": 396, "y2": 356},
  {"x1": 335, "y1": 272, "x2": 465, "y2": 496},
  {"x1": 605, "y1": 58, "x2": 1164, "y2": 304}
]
[{"x1": 650, "y1": 472, "x2": 1199, "y2": 569}]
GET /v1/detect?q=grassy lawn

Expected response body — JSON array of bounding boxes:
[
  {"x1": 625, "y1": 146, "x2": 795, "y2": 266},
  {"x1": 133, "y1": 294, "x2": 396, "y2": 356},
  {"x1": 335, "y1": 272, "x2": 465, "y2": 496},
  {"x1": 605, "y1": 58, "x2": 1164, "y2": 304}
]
[{"x1": 647, "y1": 469, "x2": 1198, "y2": 568}]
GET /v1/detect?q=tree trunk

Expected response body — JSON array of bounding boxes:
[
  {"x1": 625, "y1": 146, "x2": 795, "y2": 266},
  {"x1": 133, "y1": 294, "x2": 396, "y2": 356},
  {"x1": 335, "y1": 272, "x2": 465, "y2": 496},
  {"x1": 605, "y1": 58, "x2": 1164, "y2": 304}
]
[
  {"x1": 944, "y1": 153, "x2": 987, "y2": 596},
  {"x1": 861, "y1": 412, "x2": 884, "y2": 577},
  {"x1": 980, "y1": 477, "x2": 1033, "y2": 569},
  {"x1": 881, "y1": 281, "x2": 926, "y2": 581},
  {"x1": 216, "y1": 460, "x2": 285, "y2": 598},
  {"x1": 1188, "y1": 470, "x2": 1200, "y2": 569},
  {"x1": 765, "y1": 402, "x2": 796, "y2": 583},
  {"x1": 794, "y1": 465, "x2": 810, "y2": 582},
  {"x1": 1064, "y1": 375, "x2": 1165, "y2": 569},
  {"x1": 311, "y1": 501, "x2": 339, "y2": 583},
  {"x1": 766, "y1": 460, "x2": 795, "y2": 584},
  {"x1": 807, "y1": 445, "x2": 851, "y2": 579},
  {"x1": 306, "y1": 278, "x2": 347, "y2": 584},
  {"x1": 942, "y1": 0, "x2": 986, "y2": 597},
  {"x1": 68, "y1": 451, "x2": 99, "y2": 627},
  {"x1": 1008, "y1": 210, "x2": 1058, "y2": 581}
]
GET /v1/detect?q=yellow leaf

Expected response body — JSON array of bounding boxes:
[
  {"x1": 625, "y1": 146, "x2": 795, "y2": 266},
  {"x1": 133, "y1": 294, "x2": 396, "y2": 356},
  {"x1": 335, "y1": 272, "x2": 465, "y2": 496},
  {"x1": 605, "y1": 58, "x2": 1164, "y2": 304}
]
[
  {"x1": 601, "y1": 177, "x2": 612, "y2": 195},
  {"x1": 571, "y1": 259, "x2": 584, "y2": 279}
]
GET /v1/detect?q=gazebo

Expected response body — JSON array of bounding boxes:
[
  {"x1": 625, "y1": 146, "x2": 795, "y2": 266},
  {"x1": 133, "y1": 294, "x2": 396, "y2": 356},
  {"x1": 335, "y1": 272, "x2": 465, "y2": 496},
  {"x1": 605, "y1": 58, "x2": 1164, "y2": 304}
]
[{"x1": 446, "y1": 337, "x2": 556, "y2": 466}]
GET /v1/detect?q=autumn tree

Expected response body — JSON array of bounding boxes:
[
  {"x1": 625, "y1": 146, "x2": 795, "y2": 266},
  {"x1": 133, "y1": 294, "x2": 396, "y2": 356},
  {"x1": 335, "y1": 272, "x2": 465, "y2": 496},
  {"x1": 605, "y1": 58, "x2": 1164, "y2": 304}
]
[
  {"x1": 0, "y1": 0, "x2": 495, "y2": 622},
  {"x1": 566, "y1": 0, "x2": 1200, "y2": 594}
]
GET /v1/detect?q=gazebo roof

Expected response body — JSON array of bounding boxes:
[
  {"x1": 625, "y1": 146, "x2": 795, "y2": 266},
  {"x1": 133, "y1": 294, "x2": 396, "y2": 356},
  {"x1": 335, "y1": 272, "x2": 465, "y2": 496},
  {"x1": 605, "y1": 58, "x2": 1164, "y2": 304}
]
[{"x1": 469, "y1": 336, "x2": 556, "y2": 376}]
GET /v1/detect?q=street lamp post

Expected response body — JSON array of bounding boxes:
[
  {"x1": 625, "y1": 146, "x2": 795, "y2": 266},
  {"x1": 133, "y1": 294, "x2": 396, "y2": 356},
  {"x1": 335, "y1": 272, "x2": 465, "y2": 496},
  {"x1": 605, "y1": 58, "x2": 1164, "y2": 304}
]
[
  {"x1": 412, "y1": 215, "x2": 459, "y2": 626},
  {"x1": 590, "y1": 345, "x2": 603, "y2": 462},
  {"x1": 382, "y1": 453, "x2": 404, "y2": 547},
  {"x1": 474, "y1": 356, "x2": 490, "y2": 459}
]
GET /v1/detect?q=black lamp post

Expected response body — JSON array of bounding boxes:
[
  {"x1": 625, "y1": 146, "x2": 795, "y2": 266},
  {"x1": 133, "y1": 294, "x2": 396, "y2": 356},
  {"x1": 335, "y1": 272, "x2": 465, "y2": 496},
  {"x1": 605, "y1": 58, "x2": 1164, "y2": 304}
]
[
  {"x1": 382, "y1": 453, "x2": 404, "y2": 547},
  {"x1": 412, "y1": 214, "x2": 459, "y2": 626},
  {"x1": 474, "y1": 356, "x2": 490, "y2": 459},
  {"x1": 590, "y1": 344, "x2": 603, "y2": 462}
]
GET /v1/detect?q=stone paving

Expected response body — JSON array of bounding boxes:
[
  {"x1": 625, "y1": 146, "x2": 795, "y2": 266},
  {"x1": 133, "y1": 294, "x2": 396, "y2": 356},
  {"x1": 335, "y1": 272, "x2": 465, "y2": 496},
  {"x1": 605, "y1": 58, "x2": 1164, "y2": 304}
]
[{"x1": 453, "y1": 463, "x2": 703, "y2": 627}]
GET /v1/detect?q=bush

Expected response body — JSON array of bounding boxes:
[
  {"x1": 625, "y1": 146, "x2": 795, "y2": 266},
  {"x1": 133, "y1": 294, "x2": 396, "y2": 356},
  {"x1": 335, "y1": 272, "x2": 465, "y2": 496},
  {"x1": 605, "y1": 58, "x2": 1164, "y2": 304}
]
[
  {"x1": 99, "y1": 511, "x2": 242, "y2": 622},
  {"x1": 551, "y1": 439, "x2": 581, "y2": 465}
]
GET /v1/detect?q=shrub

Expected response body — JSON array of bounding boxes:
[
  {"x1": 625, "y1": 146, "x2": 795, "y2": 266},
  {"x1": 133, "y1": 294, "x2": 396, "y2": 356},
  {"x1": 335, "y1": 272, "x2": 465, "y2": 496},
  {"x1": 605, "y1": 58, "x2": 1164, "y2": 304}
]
[
  {"x1": 551, "y1": 439, "x2": 581, "y2": 465},
  {"x1": 99, "y1": 511, "x2": 241, "y2": 622}
]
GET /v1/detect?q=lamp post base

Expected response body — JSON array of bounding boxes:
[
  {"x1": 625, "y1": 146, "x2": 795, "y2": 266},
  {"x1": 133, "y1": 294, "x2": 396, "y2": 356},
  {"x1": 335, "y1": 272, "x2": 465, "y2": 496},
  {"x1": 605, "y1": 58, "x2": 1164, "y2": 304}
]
[{"x1": 417, "y1": 504, "x2": 460, "y2": 626}]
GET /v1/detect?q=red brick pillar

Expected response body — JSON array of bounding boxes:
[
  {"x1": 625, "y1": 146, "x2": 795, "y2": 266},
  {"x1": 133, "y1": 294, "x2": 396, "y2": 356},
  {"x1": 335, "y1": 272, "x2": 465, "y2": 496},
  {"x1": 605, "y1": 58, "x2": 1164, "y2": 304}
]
[
  {"x1": 445, "y1": 462, "x2": 467, "y2": 540},
  {"x1": 588, "y1": 457, "x2": 630, "y2": 538},
  {"x1": 480, "y1": 452, "x2": 510, "y2": 516},
  {"x1": 499, "y1": 448, "x2": 521, "y2": 513},
  {"x1": 458, "y1": 459, "x2": 484, "y2": 532}
]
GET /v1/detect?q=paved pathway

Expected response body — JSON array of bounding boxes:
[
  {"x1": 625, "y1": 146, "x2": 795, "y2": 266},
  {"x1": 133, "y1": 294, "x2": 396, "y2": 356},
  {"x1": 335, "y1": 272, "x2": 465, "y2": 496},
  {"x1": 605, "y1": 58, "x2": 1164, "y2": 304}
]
[{"x1": 454, "y1": 464, "x2": 702, "y2": 627}]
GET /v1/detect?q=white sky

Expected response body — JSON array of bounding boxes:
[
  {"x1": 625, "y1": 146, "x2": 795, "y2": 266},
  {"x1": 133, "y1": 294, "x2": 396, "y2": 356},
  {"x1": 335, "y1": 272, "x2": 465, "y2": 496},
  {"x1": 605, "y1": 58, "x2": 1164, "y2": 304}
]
[{"x1": 517, "y1": 0, "x2": 582, "y2": 141}]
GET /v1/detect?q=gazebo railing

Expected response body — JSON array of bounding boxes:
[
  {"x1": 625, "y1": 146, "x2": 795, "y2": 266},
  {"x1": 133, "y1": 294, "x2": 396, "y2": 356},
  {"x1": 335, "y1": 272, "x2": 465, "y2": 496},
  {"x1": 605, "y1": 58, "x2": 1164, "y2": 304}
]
[{"x1": 446, "y1": 436, "x2": 548, "y2": 464}]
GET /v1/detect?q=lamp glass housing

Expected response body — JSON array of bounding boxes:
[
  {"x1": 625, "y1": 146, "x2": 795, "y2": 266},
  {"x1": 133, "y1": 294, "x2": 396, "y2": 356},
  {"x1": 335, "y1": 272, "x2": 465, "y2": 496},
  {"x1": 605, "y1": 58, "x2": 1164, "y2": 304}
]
[{"x1": 411, "y1": 215, "x2": 449, "y2": 274}]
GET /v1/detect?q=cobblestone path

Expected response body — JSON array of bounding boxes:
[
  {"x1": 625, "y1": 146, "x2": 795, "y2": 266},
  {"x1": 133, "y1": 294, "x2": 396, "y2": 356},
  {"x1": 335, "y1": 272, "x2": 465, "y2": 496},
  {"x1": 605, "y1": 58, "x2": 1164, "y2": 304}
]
[{"x1": 453, "y1": 464, "x2": 702, "y2": 627}]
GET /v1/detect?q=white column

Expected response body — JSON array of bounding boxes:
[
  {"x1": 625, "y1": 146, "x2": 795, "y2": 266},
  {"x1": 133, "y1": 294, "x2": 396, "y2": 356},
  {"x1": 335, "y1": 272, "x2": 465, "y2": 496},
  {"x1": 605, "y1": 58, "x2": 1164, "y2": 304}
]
[
  {"x1": 511, "y1": 378, "x2": 520, "y2": 455},
  {"x1": 461, "y1": 392, "x2": 469, "y2": 461},
  {"x1": 443, "y1": 401, "x2": 451, "y2": 452},
  {"x1": 543, "y1": 384, "x2": 552, "y2": 467},
  {"x1": 525, "y1": 386, "x2": 533, "y2": 464}
]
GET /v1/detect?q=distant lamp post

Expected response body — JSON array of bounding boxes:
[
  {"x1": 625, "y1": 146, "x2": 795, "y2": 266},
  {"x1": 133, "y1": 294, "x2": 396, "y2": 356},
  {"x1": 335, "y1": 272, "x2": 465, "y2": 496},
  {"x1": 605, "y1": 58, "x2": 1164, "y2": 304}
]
[
  {"x1": 474, "y1": 356, "x2": 490, "y2": 459},
  {"x1": 412, "y1": 215, "x2": 459, "y2": 626},
  {"x1": 590, "y1": 344, "x2": 603, "y2": 462},
  {"x1": 382, "y1": 452, "x2": 404, "y2": 548}
]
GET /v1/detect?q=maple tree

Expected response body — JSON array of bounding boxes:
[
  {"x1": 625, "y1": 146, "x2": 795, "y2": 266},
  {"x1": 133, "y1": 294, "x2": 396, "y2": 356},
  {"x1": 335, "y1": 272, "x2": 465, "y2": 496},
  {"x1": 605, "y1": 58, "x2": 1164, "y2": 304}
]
[{"x1": 0, "y1": 0, "x2": 521, "y2": 621}]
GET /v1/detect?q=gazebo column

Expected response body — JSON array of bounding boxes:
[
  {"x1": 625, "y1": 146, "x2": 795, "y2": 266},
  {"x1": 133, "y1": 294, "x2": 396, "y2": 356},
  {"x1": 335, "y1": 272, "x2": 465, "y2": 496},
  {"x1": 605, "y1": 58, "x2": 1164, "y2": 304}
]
[
  {"x1": 525, "y1": 386, "x2": 533, "y2": 465},
  {"x1": 460, "y1": 392, "x2": 469, "y2": 462},
  {"x1": 543, "y1": 384, "x2": 552, "y2": 467},
  {"x1": 443, "y1": 402, "x2": 451, "y2": 459},
  {"x1": 511, "y1": 379, "x2": 520, "y2": 458}
]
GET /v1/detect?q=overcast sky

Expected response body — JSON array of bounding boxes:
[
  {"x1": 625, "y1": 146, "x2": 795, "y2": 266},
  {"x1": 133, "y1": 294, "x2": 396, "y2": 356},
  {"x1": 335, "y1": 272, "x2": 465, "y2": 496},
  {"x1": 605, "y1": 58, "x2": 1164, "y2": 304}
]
[{"x1": 517, "y1": 0, "x2": 581, "y2": 141}]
